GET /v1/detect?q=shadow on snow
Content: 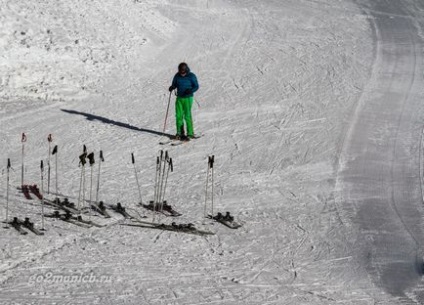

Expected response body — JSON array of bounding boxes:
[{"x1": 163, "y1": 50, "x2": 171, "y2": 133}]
[{"x1": 61, "y1": 109, "x2": 173, "y2": 138}]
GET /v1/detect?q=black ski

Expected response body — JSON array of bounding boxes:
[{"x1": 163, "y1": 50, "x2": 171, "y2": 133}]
[
  {"x1": 111, "y1": 202, "x2": 132, "y2": 219},
  {"x1": 45, "y1": 211, "x2": 92, "y2": 228},
  {"x1": 20, "y1": 217, "x2": 44, "y2": 235},
  {"x1": 8, "y1": 217, "x2": 28, "y2": 235},
  {"x1": 72, "y1": 215, "x2": 103, "y2": 228},
  {"x1": 161, "y1": 134, "x2": 202, "y2": 146},
  {"x1": 91, "y1": 201, "x2": 111, "y2": 218},
  {"x1": 121, "y1": 221, "x2": 214, "y2": 236},
  {"x1": 208, "y1": 212, "x2": 242, "y2": 229},
  {"x1": 44, "y1": 198, "x2": 79, "y2": 214},
  {"x1": 141, "y1": 201, "x2": 182, "y2": 217}
]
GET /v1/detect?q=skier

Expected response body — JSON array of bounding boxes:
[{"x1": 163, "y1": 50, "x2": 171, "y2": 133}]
[{"x1": 169, "y1": 63, "x2": 199, "y2": 141}]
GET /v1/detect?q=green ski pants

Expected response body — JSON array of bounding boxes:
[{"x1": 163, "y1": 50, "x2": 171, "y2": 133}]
[{"x1": 175, "y1": 96, "x2": 194, "y2": 136}]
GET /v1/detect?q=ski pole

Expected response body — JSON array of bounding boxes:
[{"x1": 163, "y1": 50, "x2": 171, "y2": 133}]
[
  {"x1": 153, "y1": 156, "x2": 160, "y2": 207},
  {"x1": 78, "y1": 146, "x2": 87, "y2": 215},
  {"x1": 21, "y1": 133, "x2": 27, "y2": 187},
  {"x1": 40, "y1": 160, "x2": 45, "y2": 231},
  {"x1": 52, "y1": 145, "x2": 58, "y2": 195},
  {"x1": 132, "y1": 153, "x2": 143, "y2": 205},
  {"x1": 47, "y1": 134, "x2": 52, "y2": 194},
  {"x1": 155, "y1": 150, "x2": 164, "y2": 206},
  {"x1": 158, "y1": 151, "x2": 169, "y2": 211},
  {"x1": 160, "y1": 158, "x2": 173, "y2": 211},
  {"x1": 204, "y1": 156, "x2": 211, "y2": 219},
  {"x1": 210, "y1": 155, "x2": 215, "y2": 216},
  {"x1": 153, "y1": 151, "x2": 163, "y2": 223},
  {"x1": 87, "y1": 152, "x2": 95, "y2": 219},
  {"x1": 5, "y1": 158, "x2": 11, "y2": 228},
  {"x1": 162, "y1": 92, "x2": 172, "y2": 136},
  {"x1": 95, "y1": 150, "x2": 104, "y2": 205}
]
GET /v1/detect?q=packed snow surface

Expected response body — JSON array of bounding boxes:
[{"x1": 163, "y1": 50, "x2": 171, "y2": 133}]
[{"x1": 1, "y1": 0, "x2": 424, "y2": 304}]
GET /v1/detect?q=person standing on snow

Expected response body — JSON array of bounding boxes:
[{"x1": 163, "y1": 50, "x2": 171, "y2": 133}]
[{"x1": 169, "y1": 62, "x2": 199, "y2": 141}]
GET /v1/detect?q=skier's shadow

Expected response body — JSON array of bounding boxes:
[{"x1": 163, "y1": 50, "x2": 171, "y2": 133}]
[{"x1": 61, "y1": 109, "x2": 174, "y2": 138}]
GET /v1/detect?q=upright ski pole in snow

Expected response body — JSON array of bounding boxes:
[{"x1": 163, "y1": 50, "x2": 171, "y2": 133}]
[
  {"x1": 95, "y1": 150, "x2": 104, "y2": 205},
  {"x1": 87, "y1": 152, "x2": 95, "y2": 219},
  {"x1": 153, "y1": 155, "x2": 160, "y2": 207},
  {"x1": 21, "y1": 133, "x2": 27, "y2": 187},
  {"x1": 40, "y1": 160, "x2": 45, "y2": 231},
  {"x1": 52, "y1": 145, "x2": 58, "y2": 195},
  {"x1": 211, "y1": 156, "x2": 215, "y2": 216},
  {"x1": 158, "y1": 151, "x2": 169, "y2": 211},
  {"x1": 47, "y1": 134, "x2": 53, "y2": 194},
  {"x1": 162, "y1": 92, "x2": 172, "y2": 136},
  {"x1": 5, "y1": 159, "x2": 11, "y2": 228},
  {"x1": 132, "y1": 153, "x2": 143, "y2": 205},
  {"x1": 154, "y1": 150, "x2": 164, "y2": 207},
  {"x1": 160, "y1": 158, "x2": 173, "y2": 212},
  {"x1": 78, "y1": 146, "x2": 87, "y2": 215},
  {"x1": 204, "y1": 155, "x2": 215, "y2": 218}
]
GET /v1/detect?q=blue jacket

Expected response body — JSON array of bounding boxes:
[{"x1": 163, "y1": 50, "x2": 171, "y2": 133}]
[{"x1": 171, "y1": 67, "x2": 199, "y2": 98}]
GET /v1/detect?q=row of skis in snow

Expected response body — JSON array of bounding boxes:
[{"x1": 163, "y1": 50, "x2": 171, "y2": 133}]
[{"x1": 2, "y1": 133, "x2": 242, "y2": 236}]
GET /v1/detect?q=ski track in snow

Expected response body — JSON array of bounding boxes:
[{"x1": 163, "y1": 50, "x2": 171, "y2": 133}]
[{"x1": 1, "y1": 0, "x2": 423, "y2": 304}]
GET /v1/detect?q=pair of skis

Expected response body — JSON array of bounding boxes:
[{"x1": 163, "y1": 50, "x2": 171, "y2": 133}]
[
  {"x1": 159, "y1": 134, "x2": 203, "y2": 146},
  {"x1": 121, "y1": 221, "x2": 214, "y2": 236},
  {"x1": 7, "y1": 217, "x2": 44, "y2": 235},
  {"x1": 6, "y1": 157, "x2": 46, "y2": 231},
  {"x1": 44, "y1": 211, "x2": 102, "y2": 228}
]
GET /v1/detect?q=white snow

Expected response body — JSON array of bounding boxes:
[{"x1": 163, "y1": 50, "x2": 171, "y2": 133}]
[{"x1": 1, "y1": 0, "x2": 422, "y2": 304}]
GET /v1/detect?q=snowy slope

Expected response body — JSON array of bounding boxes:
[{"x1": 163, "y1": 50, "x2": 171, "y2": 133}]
[{"x1": 0, "y1": 0, "x2": 423, "y2": 304}]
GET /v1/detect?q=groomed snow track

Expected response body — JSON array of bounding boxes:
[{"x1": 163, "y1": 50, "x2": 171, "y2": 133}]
[{"x1": 337, "y1": 0, "x2": 424, "y2": 302}]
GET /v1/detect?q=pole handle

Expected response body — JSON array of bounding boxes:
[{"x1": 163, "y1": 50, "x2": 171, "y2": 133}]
[
  {"x1": 131, "y1": 153, "x2": 135, "y2": 164},
  {"x1": 208, "y1": 155, "x2": 215, "y2": 168},
  {"x1": 79, "y1": 153, "x2": 87, "y2": 166},
  {"x1": 87, "y1": 152, "x2": 95, "y2": 166}
]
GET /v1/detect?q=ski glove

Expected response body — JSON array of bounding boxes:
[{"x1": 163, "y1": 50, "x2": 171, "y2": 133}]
[{"x1": 169, "y1": 86, "x2": 176, "y2": 92}]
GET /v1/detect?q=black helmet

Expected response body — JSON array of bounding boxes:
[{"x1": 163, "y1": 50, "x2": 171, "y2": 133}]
[{"x1": 178, "y1": 62, "x2": 188, "y2": 74}]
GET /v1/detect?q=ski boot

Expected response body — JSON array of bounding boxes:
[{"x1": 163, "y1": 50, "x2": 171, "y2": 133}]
[{"x1": 224, "y1": 212, "x2": 234, "y2": 222}]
